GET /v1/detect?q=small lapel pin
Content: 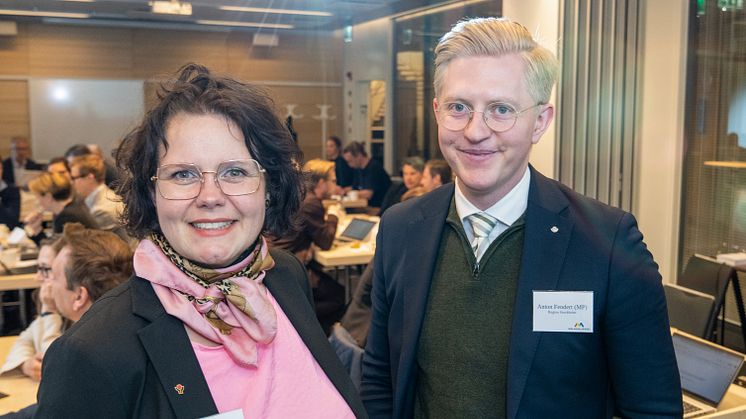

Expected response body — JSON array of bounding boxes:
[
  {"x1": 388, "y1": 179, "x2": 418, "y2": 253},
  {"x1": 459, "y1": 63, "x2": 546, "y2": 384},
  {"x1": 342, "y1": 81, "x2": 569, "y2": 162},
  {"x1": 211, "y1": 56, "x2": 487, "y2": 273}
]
[
  {"x1": 550, "y1": 226, "x2": 559, "y2": 233},
  {"x1": 174, "y1": 384, "x2": 185, "y2": 395}
]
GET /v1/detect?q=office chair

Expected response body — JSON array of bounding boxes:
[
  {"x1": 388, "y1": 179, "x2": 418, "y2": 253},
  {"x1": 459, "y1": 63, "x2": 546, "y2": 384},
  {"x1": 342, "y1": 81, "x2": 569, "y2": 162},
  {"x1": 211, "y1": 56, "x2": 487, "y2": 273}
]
[
  {"x1": 664, "y1": 283, "x2": 716, "y2": 338},
  {"x1": 677, "y1": 254, "x2": 736, "y2": 342}
]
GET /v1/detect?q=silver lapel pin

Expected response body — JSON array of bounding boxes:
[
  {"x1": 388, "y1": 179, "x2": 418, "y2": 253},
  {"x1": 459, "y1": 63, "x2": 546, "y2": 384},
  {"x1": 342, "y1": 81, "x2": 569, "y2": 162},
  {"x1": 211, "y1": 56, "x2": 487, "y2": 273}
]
[{"x1": 550, "y1": 226, "x2": 559, "y2": 233}]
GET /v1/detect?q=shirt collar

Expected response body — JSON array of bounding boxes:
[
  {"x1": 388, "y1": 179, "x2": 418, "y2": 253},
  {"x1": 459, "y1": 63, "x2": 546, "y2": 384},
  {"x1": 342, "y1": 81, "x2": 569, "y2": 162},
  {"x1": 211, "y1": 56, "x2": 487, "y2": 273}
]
[
  {"x1": 455, "y1": 166, "x2": 530, "y2": 227},
  {"x1": 84, "y1": 183, "x2": 107, "y2": 207}
]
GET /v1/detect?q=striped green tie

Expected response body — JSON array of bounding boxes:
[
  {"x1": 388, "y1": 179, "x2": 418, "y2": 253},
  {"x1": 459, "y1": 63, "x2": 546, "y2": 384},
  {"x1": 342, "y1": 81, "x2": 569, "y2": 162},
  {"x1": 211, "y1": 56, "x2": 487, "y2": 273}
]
[{"x1": 467, "y1": 212, "x2": 498, "y2": 254}]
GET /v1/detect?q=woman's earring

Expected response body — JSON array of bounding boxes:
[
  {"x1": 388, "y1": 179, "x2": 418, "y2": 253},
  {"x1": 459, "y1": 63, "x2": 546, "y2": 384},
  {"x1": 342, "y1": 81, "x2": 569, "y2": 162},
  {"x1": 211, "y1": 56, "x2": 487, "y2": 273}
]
[{"x1": 265, "y1": 195, "x2": 270, "y2": 208}]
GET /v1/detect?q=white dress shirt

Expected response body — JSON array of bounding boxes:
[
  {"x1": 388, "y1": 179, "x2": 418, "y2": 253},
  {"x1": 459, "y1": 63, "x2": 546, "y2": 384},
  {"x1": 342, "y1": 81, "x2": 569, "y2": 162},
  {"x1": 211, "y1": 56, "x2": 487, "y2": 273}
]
[{"x1": 455, "y1": 167, "x2": 530, "y2": 262}]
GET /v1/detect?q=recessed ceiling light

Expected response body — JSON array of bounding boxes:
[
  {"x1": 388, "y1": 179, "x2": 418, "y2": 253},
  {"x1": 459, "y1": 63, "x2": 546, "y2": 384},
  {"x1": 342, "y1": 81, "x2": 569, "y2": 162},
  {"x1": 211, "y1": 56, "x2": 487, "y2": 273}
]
[
  {"x1": 151, "y1": 1, "x2": 192, "y2": 16},
  {"x1": 0, "y1": 9, "x2": 90, "y2": 18},
  {"x1": 219, "y1": 6, "x2": 331, "y2": 17},
  {"x1": 196, "y1": 20, "x2": 294, "y2": 29}
]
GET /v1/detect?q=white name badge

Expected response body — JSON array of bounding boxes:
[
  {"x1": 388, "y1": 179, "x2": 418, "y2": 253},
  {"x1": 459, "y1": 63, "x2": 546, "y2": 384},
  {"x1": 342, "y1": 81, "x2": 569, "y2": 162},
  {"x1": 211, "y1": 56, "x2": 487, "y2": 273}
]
[
  {"x1": 201, "y1": 409, "x2": 244, "y2": 419},
  {"x1": 533, "y1": 291, "x2": 593, "y2": 333}
]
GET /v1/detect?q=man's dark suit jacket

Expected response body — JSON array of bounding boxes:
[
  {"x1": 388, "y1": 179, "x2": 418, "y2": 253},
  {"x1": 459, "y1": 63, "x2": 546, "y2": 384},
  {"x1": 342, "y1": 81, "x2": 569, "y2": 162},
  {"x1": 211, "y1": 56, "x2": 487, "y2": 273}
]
[
  {"x1": 361, "y1": 166, "x2": 682, "y2": 418},
  {"x1": 0, "y1": 184, "x2": 21, "y2": 228},
  {"x1": 1, "y1": 158, "x2": 44, "y2": 186},
  {"x1": 35, "y1": 250, "x2": 368, "y2": 418}
]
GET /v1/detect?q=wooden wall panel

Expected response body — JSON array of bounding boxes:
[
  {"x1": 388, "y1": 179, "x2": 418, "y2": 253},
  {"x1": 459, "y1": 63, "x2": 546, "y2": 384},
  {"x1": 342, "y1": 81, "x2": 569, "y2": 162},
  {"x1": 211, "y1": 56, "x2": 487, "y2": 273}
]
[
  {"x1": 28, "y1": 25, "x2": 134, "y2": 78},
  {"x1": 0, "y1": 22, "x2": 343, "y2": 161},
  {"x1": 0, "y1": 24, "x2": 29, "y2": 76},
  {"x1": 0, "y1": 80, "x2": 29, "y2": 158},
  {"x1": 132, "y1": 30, "x2": 231, "y2": 78},
  {"x1": 226, "y1": 32, "x2": 342, "y2": 82}
]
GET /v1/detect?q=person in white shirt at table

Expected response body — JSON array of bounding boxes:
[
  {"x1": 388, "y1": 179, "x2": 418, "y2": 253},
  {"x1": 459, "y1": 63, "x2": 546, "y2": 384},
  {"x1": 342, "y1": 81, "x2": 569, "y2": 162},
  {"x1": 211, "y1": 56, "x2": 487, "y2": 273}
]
[{"x1": 0, "y1": 239, "x2": 65, "y2": 381}]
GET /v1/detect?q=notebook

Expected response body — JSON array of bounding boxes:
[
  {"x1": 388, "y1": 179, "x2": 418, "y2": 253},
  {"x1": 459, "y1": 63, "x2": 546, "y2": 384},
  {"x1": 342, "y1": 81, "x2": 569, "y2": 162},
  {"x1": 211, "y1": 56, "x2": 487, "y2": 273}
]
[
  {"x1": 336, "y1": 218, "x2": 376, "y2": 242},
  {"x1": 672, "y1": 330, "x2": 745, "y2": 418}
]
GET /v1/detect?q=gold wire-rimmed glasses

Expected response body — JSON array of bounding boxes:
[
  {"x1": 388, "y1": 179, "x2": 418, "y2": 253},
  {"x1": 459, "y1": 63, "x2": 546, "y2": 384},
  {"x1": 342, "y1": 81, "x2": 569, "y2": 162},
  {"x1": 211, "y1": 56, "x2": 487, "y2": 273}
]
[
  {"x1": 436, "y1": 101, "x2": 544, "y2": 132},
  {"x1": 151, "y1": 159, "x2": 265, "y2": 200}
]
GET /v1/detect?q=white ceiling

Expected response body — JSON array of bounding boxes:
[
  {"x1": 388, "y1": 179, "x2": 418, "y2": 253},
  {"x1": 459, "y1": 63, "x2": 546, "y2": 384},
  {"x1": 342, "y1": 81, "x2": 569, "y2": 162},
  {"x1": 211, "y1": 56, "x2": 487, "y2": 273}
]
[{"x1": 0, "y1": 0, "x2": 443, "y2": 32}]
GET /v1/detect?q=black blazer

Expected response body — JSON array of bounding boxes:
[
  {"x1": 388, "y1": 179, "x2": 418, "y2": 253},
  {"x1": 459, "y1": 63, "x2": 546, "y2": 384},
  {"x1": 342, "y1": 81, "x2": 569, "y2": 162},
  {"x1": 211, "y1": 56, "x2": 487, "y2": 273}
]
[
  {"x1": 35, "y1": 249, "x2": 367, "y2": 418},
  {"x1": 2, "y1": 158, "x2": 44, "y2": 186}
]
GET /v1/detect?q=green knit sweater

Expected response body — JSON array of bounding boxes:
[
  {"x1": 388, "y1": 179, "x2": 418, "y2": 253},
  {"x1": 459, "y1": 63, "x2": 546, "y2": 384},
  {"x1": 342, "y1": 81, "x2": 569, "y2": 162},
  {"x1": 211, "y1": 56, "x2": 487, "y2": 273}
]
[{"x1": 414, "y1": 200, "x2": 525, "y2": 419}]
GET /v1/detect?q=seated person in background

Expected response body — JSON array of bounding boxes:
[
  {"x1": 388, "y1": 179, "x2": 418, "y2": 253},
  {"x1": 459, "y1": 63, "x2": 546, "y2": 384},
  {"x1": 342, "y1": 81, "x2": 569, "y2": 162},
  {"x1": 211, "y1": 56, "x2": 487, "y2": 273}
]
[
  {"x1": 401, "y1": 185, "x2": 427, "y2": 202},
  {"x1": 336, "y1": 187, "x2": 424, "y2": 350},
  {"x1": 86, "y1": 144, "x2": 121, "y2": 189},
  {"x1": 0, "y1": 238, "x2": 66, "y2": 381},
  {"x1": 69, "y1": 154, "x2": 130, "y2": 243},
  {"x1": 326, "y1": 135, "x2": 354, "y2": 193},
  {"x1": 0, "y1": 178, "x2": 21, "y2": 229},
  {"x1": 48, "y1": 223, "x2": 133, "y2": 323},
  {"x1": 24, "y1": 172, "x2": 98, "y2": 244},
  {"x1": 420, "y1": 158, "x2": 453, "y2": 193},
  {"x1": 270, "y1": 158, "x2": 342, "y2": 263},
  {"x1": 328, "y1": 185, "x2": 427, "y2": 388},
  {"x1": 270, "y1": 159, "x2": 345, "y2": 334},
  {"x1": 342, "y1": 141, "x2": 391, "y2": 208},
  {"x1": 46, "y1": 157, "x2": 71, "y2": 181},
  {"x1": 379, "y1": 156, "x2": 424, "y2": 214},
  {"x1": 339, "y1": 263, "x2": 374, "y2": 349},
  {"x1": 2, "y1": 136, "x2": 44, "y2": 187},
  {"x1": 0, "y1": 225, "x2": 132, "y2": 419},
  {"x1": 63, "y1": 144, "x2": 91, "y2": 166}
]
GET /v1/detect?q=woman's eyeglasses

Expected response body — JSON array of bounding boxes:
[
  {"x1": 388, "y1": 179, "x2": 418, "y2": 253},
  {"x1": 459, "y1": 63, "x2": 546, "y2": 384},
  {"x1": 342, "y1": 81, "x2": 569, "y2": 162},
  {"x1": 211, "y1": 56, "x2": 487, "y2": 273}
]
[
  {"x1": 38, "y1": 265, "x2": 52, "y2": 279},
  {"x1": 151, "y1": 159, "x2": 266, "y2": 201}
]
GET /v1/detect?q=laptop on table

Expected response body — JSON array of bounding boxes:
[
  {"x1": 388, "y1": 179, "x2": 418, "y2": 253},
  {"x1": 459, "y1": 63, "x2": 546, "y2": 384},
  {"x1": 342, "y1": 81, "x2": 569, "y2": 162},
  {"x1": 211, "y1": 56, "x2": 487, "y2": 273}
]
[
  {"x1": 672, "y1": 329, "x2": 745, "y2": 418},
  {"x1": 336, "y1": 218, "x2": 376, "y2": 243}
]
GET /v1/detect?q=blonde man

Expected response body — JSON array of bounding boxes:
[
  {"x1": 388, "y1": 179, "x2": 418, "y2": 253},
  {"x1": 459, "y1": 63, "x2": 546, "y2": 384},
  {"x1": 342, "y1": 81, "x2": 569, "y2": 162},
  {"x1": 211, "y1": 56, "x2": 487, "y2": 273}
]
[{"x1": 361, "y1": 17, "x2": 680, "y2": 418}]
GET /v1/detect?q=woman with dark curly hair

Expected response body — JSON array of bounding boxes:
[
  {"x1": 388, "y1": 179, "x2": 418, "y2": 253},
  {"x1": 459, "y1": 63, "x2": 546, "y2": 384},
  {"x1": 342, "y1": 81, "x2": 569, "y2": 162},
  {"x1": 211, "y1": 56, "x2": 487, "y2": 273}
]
[{"x1": 34, "y1": 64, "x2": 365, "y2": 419}]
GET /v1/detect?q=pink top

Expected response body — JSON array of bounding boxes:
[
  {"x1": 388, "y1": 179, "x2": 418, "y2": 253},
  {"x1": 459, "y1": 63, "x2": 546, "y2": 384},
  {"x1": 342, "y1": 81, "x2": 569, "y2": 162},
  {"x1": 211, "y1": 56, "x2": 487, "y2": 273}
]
[{"x1": 192, "y1": 291, "x2": 355, "y2": 418}]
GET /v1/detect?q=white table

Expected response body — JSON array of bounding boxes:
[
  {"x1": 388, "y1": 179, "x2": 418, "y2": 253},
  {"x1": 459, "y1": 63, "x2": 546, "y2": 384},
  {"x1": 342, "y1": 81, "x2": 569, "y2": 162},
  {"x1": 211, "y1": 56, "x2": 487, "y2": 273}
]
[
  {"x1": 314, "y1": 242, "x2": 375, "y2": 267},
  {"x1": 0, "y1": 336, "x2": 39, "y2": 414},
  {"x1": 0, "y1": 273, "x2": 37, "y2": 293}
]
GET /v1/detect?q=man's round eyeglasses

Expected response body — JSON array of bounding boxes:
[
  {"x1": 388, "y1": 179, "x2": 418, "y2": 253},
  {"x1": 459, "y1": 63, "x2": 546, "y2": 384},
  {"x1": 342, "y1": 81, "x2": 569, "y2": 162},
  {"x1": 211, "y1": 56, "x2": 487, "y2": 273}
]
[
  {"x1": 436, "y1": 101, "x2": 544, "y2": 133},
  {"x1": 151, "y1": 159, "x2": 266, "y2": 200}
]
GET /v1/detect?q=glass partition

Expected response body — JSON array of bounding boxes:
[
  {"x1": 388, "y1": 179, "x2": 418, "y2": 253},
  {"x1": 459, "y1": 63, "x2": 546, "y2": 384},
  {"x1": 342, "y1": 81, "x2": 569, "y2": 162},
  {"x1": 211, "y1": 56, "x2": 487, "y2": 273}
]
[
  {"x1": 391, "y1": 2, "x2": 502, "y2": 172},
  {"x1": 680, "y1": 0, "x2": 746, "y2": 266}
]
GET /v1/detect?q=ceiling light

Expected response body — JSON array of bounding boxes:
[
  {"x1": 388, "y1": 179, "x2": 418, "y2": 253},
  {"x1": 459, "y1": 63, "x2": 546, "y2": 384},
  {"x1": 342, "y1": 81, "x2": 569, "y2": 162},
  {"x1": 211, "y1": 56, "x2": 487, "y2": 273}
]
[
  {"x1": 151, "y1": 1, "x2": 192, "y2": 16},
  {"x1": 0, "y1": 9, "x2": 89, "y2": 18},
  {"x1": 196, "y1": 20, "x2": 293, "y2": 29},
  {"x1": 394, "y1": 0, "x2": 489, "y2": 21},
  {"x1": 219, "y1": 6, "x2": 332, "y2": 17}
]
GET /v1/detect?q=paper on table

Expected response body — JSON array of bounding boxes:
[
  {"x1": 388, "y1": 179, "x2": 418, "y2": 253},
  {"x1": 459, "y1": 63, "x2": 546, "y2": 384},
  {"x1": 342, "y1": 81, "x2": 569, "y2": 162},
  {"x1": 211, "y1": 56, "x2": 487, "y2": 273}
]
[{"x1": 7, "y1": 228, "x2": 26, "y2": 245}]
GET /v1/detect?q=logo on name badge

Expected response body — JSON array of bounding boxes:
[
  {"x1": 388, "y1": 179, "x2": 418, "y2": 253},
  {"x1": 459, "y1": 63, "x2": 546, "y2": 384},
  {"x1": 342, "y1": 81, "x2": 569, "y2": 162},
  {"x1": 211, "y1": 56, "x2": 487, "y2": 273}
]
[{"x1": 570, "y1": 321, "x2": 590, "y2": 331}]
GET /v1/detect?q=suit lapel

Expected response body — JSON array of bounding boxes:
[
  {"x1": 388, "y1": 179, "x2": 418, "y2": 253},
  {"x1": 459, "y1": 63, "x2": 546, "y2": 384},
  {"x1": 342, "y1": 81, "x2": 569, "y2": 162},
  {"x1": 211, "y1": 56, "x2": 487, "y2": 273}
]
[
  {"x1": 264, "y1": 253, "x2": 367, "y2": 418},
  {"x1": 506, "y1": 168, "x2": 574, "y2": 419},
  {"x1": 131, "y1": 277, "x2": 218, "y2": 418},
  {"x1": 398, "y1": 185, "x2": 453, "y2": 397}
]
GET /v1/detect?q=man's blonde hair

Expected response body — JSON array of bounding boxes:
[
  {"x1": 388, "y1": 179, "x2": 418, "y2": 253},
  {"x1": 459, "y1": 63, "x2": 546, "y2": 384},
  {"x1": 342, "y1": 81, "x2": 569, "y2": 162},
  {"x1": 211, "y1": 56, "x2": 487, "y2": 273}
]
[
  {"x1": 28, "y1": 172, "x2": 72, "y2": 201},
  {"x1": 433, "y1": 17, "x2": 558, "y2": 105}
]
